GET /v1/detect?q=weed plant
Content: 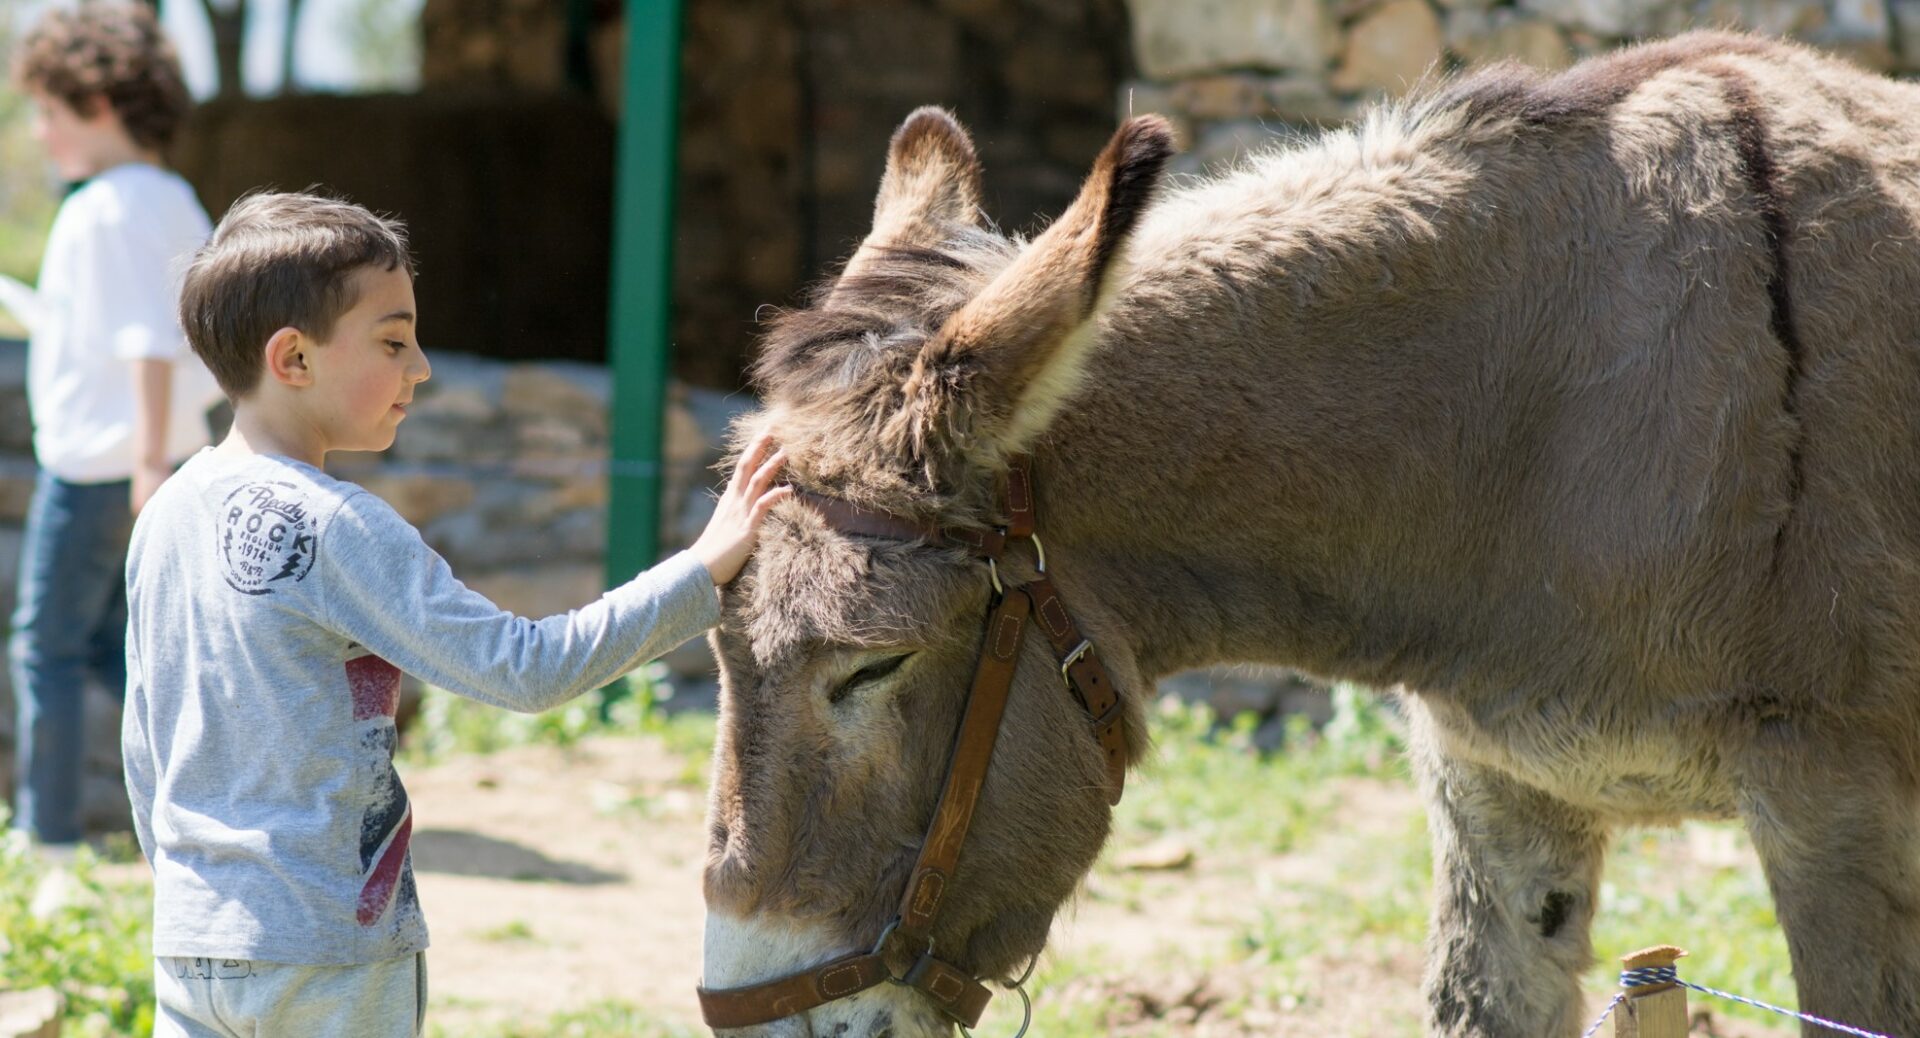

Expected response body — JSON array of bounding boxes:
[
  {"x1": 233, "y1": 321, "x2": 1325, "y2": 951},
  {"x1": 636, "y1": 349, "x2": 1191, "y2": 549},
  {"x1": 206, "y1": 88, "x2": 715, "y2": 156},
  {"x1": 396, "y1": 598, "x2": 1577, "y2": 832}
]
[{"x1": 0, "y1": 817, "x2": 155, "y2": 1037}]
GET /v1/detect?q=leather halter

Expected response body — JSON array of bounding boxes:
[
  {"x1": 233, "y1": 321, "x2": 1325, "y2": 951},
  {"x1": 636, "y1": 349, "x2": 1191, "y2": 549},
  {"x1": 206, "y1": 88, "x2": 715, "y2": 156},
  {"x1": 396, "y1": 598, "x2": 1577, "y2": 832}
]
[{"x1": 696, "y1": 457, "x2": 1127, "y2": 1031}]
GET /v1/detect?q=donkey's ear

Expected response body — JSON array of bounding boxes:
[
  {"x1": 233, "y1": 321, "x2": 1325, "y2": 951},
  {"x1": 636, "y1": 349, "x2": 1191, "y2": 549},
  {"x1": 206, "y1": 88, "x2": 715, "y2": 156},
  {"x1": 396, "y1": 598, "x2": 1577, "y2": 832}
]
[
  {"x1": 832, "y1": 109, "x2": 986, "y2": 299},
  {"x1": 868, "y1": 107, "x2": 985, "y2": 245},
  {"x1": 886, "y1": 116, "x2": 1174, "y2": 467}
]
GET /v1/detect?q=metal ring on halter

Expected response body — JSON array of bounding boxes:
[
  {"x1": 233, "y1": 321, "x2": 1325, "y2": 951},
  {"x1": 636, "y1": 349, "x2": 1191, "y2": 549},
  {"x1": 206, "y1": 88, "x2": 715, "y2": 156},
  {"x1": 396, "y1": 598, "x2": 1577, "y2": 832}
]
[
  {"x1": 988, "y1": 557, "x2": 1004, "y2": 597},
  {"x1": 871, "y1": 917, "x2": 937, "y2": 984},
  {"x1": 959, "y1": 954, "x2": 1039, "y2": 1038},
  {"x1": 871, "y1": 916, "x2": 934, "y2": 957},
  {"x1": 870, "y1": 917, "x2": 903, "y2": 957},
  {"x1": 1030, "y1": 534, "x2": 1047, "y2": 574}
]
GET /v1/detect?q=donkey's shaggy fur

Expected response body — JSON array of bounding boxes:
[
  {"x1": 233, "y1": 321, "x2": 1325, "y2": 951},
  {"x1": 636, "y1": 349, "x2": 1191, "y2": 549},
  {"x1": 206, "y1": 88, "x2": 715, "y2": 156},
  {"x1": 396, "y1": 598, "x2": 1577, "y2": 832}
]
[{"x1": 702, "y1": 33, "x2": 1920, "y2": 1037}]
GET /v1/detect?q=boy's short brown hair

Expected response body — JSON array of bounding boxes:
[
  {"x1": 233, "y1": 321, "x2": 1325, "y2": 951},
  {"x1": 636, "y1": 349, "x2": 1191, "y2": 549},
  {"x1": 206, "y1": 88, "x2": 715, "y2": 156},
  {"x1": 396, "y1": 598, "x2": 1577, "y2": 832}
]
[
  {"x1": 14, "y1": 3, "x2": 190, "y2": 152},
  {"x1": 181, "y1": 192, "x2": 415, "y2": 399}
]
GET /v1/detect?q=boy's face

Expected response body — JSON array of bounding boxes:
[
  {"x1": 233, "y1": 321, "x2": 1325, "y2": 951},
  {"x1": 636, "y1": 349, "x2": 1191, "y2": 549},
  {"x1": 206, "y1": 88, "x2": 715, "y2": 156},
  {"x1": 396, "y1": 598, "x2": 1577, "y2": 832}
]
[
  {"x1": 303, "y1": 266, "x2": 430, "y2": 455},
  {"x1": 28, "y1": 90, "x2": 131, "y2": 181}
]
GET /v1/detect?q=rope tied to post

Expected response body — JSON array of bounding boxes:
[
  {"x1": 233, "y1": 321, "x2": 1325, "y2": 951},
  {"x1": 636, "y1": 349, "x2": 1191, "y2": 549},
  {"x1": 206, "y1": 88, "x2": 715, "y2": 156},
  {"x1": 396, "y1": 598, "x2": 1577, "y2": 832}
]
[
  {"x1": 1620, "y1": 966, "x2": 1679, "y2": 989},
  {"x1": 1579, "y1": 947, "x2": 1903, "y2": 1038}
]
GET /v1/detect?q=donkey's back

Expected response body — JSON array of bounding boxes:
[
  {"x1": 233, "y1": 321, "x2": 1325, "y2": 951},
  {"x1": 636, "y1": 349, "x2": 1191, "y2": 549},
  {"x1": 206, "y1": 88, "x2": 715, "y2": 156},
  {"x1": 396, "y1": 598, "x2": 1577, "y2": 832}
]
[
  {"x1": 1437, "y1": 34, "x2": 1920, "y2": 779},
  {"x1": 1118, "y1": 34, "x2": 1920, "y2": 707},
  {"x1": 1495, "y1": 38, "x2": 1920, "y2": 698}
]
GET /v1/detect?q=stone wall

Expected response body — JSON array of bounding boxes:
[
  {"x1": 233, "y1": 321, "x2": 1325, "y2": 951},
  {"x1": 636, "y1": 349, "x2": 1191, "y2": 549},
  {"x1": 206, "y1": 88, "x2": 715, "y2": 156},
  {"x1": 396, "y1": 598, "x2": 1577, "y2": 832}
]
[
  {"x1": 672, "y1": 0, "x2": 1135, "y2": 388},
  {"x1": 1123, "y1": 0, "x2": 1919, "y2": 172},
  {"x1": 410, "y1": 0, "x2": 1134, "y2": 388}
]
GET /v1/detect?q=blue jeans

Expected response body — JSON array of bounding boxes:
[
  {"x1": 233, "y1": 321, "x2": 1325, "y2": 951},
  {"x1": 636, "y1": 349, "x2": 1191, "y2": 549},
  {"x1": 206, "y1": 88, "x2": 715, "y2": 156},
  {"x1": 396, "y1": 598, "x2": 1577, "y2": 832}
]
[{"x1": 9, "y1": 472, "x2": 133, "y2": 844}]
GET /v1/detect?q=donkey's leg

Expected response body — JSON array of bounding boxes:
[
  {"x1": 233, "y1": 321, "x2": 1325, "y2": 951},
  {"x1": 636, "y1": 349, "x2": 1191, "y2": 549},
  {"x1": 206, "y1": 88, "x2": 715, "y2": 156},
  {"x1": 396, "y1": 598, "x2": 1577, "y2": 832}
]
[
  {"x1": 1740, "y1": 736, "x2": 1920, "y2": 1036},
  {"x1": 1406, "y1": 709, "x2": 1609, "y2": 1038}
]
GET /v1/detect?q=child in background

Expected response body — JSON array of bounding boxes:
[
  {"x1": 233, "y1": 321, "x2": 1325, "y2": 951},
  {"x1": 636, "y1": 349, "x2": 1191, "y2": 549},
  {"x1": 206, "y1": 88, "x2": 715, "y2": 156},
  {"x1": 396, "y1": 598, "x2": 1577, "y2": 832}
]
[{"x1": 8, "y1": 3, "x2": 222, "y2": 850}]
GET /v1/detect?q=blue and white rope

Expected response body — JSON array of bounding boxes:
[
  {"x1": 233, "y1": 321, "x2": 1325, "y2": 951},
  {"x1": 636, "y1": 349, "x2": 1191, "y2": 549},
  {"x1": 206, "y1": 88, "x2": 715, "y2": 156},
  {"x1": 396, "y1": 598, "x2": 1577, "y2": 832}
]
[
  {"x1": 1578, "y1": 964, "x2": 1902, "y2": 1038},
  {"x1": 1579, "y1": 993, "x2": 1626, "y2": 1038},
  {"x1": 1676, "y1": 979, "x2": 1897, "y2": 1038},
  {"x1": 1619, "y1": 966, "x2": 1680, "y2": 989}
]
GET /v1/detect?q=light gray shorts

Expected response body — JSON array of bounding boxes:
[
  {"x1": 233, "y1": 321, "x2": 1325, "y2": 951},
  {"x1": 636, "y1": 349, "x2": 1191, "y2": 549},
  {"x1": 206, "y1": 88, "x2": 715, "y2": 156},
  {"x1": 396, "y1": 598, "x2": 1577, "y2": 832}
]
[{"x1": 154, "y1": 953, "x2": 426, "y2": 1038}]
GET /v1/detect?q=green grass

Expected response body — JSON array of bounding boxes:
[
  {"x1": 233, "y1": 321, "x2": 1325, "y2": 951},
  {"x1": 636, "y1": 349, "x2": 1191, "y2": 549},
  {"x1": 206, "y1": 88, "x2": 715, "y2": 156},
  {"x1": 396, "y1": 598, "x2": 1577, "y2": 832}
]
[
  {"x1": 1591, "y1": 824, "x2": 1790, "y2": 1024},
  {"x1": 1019, "y1": 691, "x2": 1430, "y2": 1036},
  {"x1": 1055, "y1": 690, "x2": 1793, "y2": 1036},
  {"x1": 400, "y1": 672, "x2": 656, "y2": 763},
  {"x1": 428, "y1": 1001, "x2": 702, "y2": 1038},
  {"x1": 400, "y1": 665, "x2": 715, "y2": 788},
  {"x1": 1114, "y1": 685, "x2": 1408, "y2": 861},
  {"x1": 476, "y1": 918, "x2": 541, "y2": 944},
  {"x1": 0, "y1": 822, "x2": 156, "y2": 1038}
]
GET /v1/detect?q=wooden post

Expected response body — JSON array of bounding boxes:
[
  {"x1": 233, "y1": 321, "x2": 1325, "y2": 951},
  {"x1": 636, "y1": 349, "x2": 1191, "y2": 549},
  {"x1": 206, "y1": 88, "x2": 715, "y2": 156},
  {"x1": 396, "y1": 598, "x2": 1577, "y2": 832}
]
[{"x1": 1614, "y1": 945, "x2": 1689, "y2": 1038}]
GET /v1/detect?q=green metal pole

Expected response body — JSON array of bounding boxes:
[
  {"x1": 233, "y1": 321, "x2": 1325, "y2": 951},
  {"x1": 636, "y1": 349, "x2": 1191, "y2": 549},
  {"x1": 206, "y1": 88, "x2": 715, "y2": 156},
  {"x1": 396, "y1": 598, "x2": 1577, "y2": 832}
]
[{"x1": 606, "y1": 0, "x2": 683, "y2": 586}]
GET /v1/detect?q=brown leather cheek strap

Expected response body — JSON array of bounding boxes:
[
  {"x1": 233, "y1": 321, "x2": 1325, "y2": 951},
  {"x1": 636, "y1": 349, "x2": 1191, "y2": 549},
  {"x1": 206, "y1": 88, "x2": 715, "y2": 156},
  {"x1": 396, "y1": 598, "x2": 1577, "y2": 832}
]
[
  {"x1": 1027, "y1": 576, "x2": 1126, "y2": 804},
  {"x1": 695, "y1": 591, "x2": 1031, "y2": 1030}
]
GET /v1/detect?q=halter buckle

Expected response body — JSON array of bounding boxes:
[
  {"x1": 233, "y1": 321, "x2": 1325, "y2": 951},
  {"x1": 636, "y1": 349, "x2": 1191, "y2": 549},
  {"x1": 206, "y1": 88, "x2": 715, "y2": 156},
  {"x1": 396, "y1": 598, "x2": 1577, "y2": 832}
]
[{"x1": 1059, "y1": 640, "x2": 1092, "y2": 683}]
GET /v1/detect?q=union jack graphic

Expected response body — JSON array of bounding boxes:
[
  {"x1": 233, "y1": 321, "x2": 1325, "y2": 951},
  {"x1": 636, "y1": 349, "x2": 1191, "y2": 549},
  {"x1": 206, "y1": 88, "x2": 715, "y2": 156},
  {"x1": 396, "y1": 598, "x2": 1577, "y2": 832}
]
[{"x1": 347, "y1": 655, "x2": 414, "y2": 926}]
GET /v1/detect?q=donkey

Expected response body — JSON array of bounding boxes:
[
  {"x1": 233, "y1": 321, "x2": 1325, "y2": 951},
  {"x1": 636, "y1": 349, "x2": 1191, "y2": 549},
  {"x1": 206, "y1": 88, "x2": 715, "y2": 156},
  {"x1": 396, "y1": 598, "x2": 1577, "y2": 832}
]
[{"x1": 697, "y1": 32, "x2": 1920, "y2": 1037}]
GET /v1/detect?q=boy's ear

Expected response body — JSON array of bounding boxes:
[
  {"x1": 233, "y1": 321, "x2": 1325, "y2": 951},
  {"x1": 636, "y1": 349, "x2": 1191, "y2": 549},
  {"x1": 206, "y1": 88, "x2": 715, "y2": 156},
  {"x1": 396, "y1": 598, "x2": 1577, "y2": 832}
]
[
  {"x1": 264, "y1": 327, "x2": 313, "y2": 388},
  {"x1": 72, "y1": 92, "x2": 115, "y2": 124}
]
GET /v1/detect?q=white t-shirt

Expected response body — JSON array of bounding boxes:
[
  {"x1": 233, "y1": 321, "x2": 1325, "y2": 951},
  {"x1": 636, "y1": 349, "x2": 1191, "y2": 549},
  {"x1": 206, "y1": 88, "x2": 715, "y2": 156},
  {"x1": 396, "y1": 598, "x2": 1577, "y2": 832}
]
[{"x1": 28, "y1": 163, "x2": 223, "y2": 483}]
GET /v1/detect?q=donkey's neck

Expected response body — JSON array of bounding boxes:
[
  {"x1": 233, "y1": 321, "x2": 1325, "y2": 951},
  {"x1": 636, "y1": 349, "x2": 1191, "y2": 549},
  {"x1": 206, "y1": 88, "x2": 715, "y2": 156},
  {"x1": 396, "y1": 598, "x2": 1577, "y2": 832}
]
[{"x1": 1034, "y1": 108, "x2": 1570, "y2": 691}]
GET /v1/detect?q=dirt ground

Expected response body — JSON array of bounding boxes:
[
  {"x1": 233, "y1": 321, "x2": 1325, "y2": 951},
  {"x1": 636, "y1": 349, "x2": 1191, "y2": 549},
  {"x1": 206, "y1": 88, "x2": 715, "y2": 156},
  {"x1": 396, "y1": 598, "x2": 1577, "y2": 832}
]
[
  {"x1": 395, "y1": 733, "x2": 1793, "y2": 1038},
  {"x1": 399, "y1": 736, "x2": 711, "y2": 1033}
]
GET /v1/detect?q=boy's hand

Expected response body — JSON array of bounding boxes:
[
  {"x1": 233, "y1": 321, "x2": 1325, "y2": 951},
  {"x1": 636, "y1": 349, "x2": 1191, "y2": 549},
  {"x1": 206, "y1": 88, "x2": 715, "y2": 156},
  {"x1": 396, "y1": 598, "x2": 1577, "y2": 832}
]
[{"x1": 690, "y1": 432, "x2": 792, "y2": 586}]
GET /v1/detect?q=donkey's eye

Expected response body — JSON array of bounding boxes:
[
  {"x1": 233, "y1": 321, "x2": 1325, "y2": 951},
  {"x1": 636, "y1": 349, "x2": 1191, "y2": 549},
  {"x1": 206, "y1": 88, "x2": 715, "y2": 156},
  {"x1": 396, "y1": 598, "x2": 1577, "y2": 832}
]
[{"x1": 830, "y1": 653, "x2": 912, "y2": 704}]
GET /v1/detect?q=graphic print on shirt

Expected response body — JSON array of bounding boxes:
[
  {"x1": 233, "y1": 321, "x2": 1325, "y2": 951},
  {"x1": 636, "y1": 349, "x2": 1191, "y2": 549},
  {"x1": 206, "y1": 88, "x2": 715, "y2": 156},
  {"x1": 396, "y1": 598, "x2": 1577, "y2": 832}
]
[
  {"x1": 221, "y1": 481, "x2": 316, "y2": 595},
  {"x1": 347, "y1": 654, "x2": 416, "y2": 928}
]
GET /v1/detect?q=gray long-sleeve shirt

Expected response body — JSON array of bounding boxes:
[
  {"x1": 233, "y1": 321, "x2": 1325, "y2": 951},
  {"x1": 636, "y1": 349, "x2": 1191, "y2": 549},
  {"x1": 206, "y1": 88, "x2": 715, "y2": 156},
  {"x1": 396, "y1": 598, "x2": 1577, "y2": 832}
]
[{"x1": 121, "y1": 449, "x2": 719, "y2": 964}]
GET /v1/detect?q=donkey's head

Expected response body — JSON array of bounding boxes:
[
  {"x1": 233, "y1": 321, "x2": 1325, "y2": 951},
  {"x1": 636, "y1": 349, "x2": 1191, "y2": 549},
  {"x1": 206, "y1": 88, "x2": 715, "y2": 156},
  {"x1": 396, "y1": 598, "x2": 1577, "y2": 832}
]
[{"x1": 701, "y1": 108, "x2": 1173, "y2": 1036}]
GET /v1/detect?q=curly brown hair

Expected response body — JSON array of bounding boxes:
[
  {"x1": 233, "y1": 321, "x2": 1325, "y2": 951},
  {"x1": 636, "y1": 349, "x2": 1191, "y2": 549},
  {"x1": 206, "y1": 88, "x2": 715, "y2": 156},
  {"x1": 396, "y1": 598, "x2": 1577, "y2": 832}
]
[{"x1": 13, "y1": 3, "x2": 191, "y2": 152}]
